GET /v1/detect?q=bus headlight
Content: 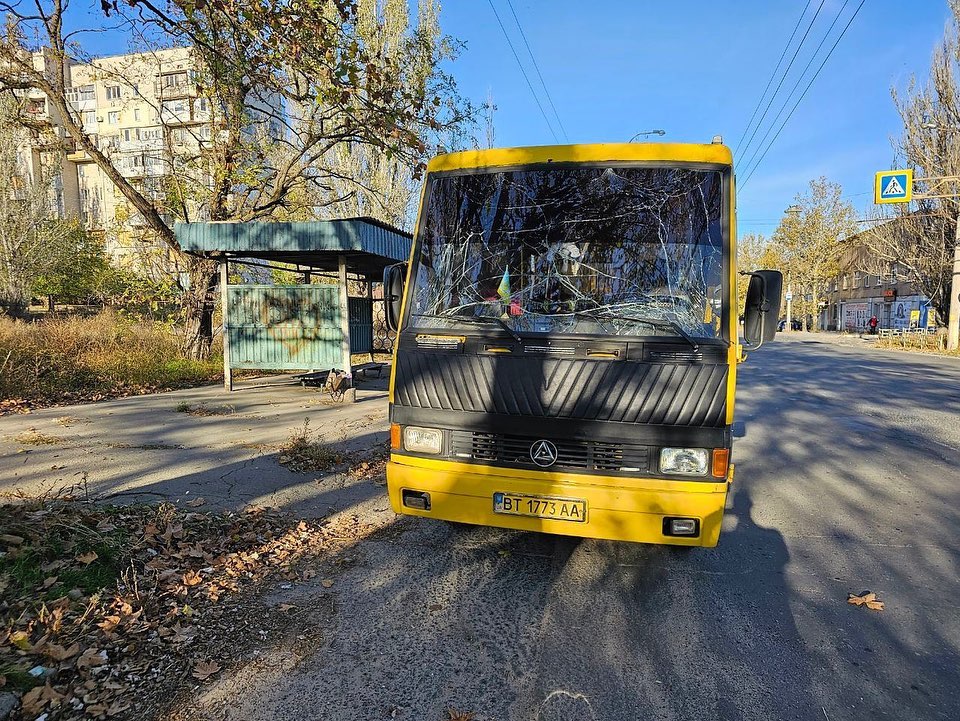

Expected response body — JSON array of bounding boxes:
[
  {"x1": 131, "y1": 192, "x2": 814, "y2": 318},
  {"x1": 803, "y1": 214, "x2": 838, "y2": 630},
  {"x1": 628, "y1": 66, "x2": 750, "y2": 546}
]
[
  {"x1": 402, "y1": 426, "x2": 443, "y2": 454},
  {"x1": 659, "y1": 448, "x2": 709, "y2": 476}
]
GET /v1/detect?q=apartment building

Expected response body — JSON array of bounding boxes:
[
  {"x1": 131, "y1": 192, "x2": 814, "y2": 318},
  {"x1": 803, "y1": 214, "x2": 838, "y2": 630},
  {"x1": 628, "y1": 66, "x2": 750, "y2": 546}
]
[
  {"x1": 820, "y1": 222, "x2": 935, "y2": 332},
  {"x1": 23, "y1": 47, "x2": 214, "y2": 265}
]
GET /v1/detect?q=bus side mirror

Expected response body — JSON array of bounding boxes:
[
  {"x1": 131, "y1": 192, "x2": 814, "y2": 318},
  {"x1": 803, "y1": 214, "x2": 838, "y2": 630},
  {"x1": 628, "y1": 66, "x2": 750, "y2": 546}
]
[
  {"x1": 384, "y1": 262, "x2": 407, "y2": 332},
  {"x1": 742, "y1": 270, "x2": 783, "y2": 347}
]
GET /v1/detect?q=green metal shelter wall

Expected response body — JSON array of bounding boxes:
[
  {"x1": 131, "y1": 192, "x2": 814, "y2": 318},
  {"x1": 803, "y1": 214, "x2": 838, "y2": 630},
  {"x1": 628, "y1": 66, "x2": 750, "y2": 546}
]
[{"x1": 226, "y1": 286, "x2": 373, "y2": 370}]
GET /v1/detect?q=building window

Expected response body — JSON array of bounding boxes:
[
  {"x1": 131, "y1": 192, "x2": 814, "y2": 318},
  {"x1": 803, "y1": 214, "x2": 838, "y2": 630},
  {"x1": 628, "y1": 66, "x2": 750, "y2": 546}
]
[
  {"x1": 842, "y1": 274, "x2": 848, "y2": 290},
  {"x1": 82, "y1": 110, "x2": 96, "y2": 126},
  {"x1": 107, "y1": 111, "x2": 119, "y2": 124},
  {"x1": 66, "y1": 85, "x2": 95, "y2": 103},
  {"x1": 161, "y1": 71, "x2": 189, "y2": 88},
  {"x1": 162, "y1": 99, "x2": 189, "y2": 114},
  {"x1": 196, "y1": 97, "x2": 209, "y2": 113},
  {"x1": 134, "y1": 108, "x2": 140, "y2": 122},
  {"x1": 853, "y1": 272, "x2": 861, "y2": 288},
  {"x1": 875, "y1": 273, "x2": 882, "y2": 286},
  {"x1": 106, "y1": 86, "x2": 121, "y2": 100}
]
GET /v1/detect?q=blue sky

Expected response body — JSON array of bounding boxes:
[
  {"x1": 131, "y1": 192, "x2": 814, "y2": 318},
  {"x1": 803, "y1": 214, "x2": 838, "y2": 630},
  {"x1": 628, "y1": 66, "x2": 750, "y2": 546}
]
[
  {"x1": 440, "y1": 0, "x2": 953, "y2": 237},
  {"x1": 70, "y1": 0, "x2": 952, "y2": 236}
]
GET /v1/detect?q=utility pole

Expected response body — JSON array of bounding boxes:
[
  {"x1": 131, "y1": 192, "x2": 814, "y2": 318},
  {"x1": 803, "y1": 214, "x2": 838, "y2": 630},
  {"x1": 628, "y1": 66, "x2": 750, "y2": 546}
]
[{"x1": 949, "y1": 216, "x2": 960, "y2": 350}]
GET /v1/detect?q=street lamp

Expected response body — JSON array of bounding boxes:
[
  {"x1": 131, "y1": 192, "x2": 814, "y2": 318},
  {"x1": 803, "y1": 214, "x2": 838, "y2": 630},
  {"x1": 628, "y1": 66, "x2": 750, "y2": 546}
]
[
  {"x1": 782, "y1": 205, "x2": 802, "y2": 331},
  {"x1": 629, "y1": 129, "x2": 665, "y2": 142}
]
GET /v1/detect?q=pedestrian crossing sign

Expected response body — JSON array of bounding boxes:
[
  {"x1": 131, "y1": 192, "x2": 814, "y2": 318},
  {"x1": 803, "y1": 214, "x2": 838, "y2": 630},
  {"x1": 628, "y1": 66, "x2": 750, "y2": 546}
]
[{"x1": 874, "y1": 169, "x2": 913, "y2": 204}]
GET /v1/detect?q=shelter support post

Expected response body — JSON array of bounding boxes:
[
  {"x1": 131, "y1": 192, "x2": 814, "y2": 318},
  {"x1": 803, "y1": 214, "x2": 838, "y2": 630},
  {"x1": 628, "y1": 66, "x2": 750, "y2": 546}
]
[
  {"x1": 338, "y1": 255, "x2": 356, "y2": 402},
  {"x1": 220, "y1": 258, "x2": 233, "y2": 392},
  {"x1": 366, "y1": 278, "x2": 375, "y2": 364}
]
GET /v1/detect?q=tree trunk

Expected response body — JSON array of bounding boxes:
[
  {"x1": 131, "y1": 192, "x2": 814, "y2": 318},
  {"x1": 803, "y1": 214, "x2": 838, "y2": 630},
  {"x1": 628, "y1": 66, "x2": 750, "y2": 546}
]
[
  {"x1": 47, "y1": 295, "x2": 55, "y2": 314},
  {"x1": 180, "y1": 257, "x2": 220, "y2": 359}
]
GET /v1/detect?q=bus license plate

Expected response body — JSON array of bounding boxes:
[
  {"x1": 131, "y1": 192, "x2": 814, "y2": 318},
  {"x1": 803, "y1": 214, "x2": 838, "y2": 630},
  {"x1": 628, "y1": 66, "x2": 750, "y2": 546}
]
[{"x1": 493, "y1": 492, "x2": 586, "y2": 522}]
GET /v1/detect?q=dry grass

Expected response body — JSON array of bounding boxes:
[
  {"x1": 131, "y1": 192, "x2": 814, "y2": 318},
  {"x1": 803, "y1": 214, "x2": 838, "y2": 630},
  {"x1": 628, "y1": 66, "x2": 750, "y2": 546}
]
[
  {"x1": 278, "y1": 419, "x2": 345, "y2": 473},
  {"x1": 0, "y1": 311, "x2": 223, "y2": 411},
  {"x1": 874, "y1": 332, "x2": 960, "y2": 356},
  {"x1": 12, "y1": 429, "x2": 64, "y2": 446},
  {"x1": 174, "y1": 402, "x2": 236, "y2": 416}
]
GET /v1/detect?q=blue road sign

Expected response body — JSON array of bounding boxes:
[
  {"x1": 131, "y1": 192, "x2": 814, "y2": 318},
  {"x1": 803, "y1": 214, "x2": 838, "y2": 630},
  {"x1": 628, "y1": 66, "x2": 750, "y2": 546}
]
[{"x1": 874, "y1": 169, "x2": 913, "y2": 204}]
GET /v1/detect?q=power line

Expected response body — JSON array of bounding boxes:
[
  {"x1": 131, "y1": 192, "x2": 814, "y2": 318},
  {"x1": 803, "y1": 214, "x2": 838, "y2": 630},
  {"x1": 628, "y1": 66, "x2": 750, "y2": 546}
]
[
  {"x1": 738, "y1": 0, "x2": 868, "y2": 189},
  {"x1": 738, "y1": 0, "x2": 826, "y2": 162},
  {"x1": 738, "y1": 0, "x2": 853, "y2": 179},
  {"x1": 735, "y1": 0, "x2": 813, "y2": 152},
  {"x1": 504, "y1": 0, "x2": 568, "y2": 142},
  {"x1": 486, "y1": 0, "x2": 560, "y2": 143}
]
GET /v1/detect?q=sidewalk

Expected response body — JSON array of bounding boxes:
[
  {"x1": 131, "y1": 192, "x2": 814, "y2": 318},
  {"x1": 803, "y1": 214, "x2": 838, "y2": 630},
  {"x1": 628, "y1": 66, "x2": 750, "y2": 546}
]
[{"x1": 0, "y1": 372, "x2": 390, "y2": 516}]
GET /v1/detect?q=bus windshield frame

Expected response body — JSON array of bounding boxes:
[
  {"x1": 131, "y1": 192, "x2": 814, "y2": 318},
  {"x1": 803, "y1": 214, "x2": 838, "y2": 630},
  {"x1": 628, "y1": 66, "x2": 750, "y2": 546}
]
[{"x1": 404, "y1": 162, "x2": 732, "y2": 344}]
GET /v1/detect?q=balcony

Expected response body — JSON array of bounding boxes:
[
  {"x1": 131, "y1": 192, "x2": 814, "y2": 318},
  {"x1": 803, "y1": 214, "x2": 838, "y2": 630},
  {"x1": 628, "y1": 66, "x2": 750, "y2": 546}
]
[
  {"x1": 156, "y1": 81, "x2": 196, "y2": 100},
  {"x1": 66, "y1": 136, "x2": 96, "y2": 163}
]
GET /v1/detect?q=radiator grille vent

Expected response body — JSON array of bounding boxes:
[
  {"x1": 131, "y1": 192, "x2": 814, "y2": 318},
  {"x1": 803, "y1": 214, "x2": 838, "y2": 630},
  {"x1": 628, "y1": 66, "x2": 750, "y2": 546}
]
[{"x1": 449, "y1": 431, "x2": 650, "y2": 473}]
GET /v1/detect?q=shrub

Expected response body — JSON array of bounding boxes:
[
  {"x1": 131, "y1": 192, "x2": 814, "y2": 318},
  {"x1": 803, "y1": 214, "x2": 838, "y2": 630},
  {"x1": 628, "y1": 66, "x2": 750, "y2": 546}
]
[{"x1": 0, "y1": 310, "x2": 223, "y2": 407}]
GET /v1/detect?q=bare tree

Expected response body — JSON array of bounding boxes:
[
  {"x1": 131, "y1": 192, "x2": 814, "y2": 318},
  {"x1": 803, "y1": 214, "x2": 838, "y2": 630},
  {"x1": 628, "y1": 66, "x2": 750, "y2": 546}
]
[
  {"x1": 771, "y1": 177, "x2": 857, "y2": 330},
  {"x1": 857, "y1": 3, "x2": 960, "y2": 328},
  {"x1": 0, "y1": 95, "x2": 81, "y2": 316},
  {"x1": 0, "y1": 0, "x2": 473, "y2": 356}
]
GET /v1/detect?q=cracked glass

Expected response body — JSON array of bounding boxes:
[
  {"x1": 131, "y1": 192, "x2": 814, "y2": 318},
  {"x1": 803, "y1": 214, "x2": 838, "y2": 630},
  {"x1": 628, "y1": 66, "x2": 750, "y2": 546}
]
[{"x1": 408, "y1": 165, "x2": 725, "y2": 340}]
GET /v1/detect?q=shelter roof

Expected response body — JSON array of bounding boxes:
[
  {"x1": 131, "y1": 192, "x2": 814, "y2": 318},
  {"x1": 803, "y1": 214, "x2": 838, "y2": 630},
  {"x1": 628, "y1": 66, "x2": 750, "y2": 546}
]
[{"x1": 176, "y1": 217, "x2": 412, "y2": 276}]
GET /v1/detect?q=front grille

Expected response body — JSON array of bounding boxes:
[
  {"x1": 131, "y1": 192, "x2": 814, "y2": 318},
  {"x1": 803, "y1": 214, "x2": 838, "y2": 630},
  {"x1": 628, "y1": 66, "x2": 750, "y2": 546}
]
[{"x1": 449, "y1": 431, "x2": 650, "y2": 473}]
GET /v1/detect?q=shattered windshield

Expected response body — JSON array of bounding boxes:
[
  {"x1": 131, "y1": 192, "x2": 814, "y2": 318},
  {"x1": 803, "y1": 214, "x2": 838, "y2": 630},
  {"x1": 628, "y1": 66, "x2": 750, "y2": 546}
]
[{"x1": 408, "y1": 165, "x2": 726, "y2": 340}]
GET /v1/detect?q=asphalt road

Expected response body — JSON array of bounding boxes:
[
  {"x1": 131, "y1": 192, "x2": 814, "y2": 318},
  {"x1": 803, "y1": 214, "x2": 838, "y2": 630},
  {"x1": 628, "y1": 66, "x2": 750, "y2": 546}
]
[{"x1": 181, "y1": 337, "x2": 960, "y2": 720}]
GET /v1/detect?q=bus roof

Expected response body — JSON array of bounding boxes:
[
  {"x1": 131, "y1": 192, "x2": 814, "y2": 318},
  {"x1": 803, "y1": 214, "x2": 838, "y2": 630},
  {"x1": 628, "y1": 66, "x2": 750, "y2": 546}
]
[{"x1": 427, "y1": 142, "x2": 733, "y2": 173}]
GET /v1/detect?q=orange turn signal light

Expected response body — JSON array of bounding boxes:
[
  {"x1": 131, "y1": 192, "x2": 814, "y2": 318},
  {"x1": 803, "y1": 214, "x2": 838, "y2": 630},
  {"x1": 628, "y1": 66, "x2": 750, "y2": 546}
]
[
  {"x1": 390, "y1": 423, "x2": 401, "y2": 450},
  {"x1": 712, "y1": 448, "x2": 729, "y2": 478}
]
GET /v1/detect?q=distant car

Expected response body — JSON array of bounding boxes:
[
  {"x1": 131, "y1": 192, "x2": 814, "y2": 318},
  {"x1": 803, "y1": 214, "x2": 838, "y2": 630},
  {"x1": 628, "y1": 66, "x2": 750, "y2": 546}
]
[{"x1": 778, "y1": 319, "x2": 802, "y2": 331}]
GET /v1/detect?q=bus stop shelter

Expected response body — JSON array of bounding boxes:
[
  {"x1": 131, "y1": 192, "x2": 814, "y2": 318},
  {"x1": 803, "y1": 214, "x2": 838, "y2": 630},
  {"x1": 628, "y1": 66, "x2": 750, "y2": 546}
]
[{"x1": 176, "y1": 218, "x2": 412, "y2": 401}]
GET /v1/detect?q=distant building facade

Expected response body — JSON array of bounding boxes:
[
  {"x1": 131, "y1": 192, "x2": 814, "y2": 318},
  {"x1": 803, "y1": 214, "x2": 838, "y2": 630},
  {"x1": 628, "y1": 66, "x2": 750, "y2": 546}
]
[
  {"x1": 20, "y1": 47, "x2": 280, "y2": 268},
  {"x1": 820, "y1": 225, "x2": 934, "y2": 332}
]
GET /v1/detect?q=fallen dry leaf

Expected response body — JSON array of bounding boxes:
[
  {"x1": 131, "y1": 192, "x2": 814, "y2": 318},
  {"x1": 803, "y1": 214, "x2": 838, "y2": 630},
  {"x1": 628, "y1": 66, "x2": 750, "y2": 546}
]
[
  {"x1": 77, "y1": 550, "x2": 99, "y2": 565},
  {"x1": 848, "y1": 591, "x2": 884, "y2": 611},
  {"x1": 183, "y1": 570, "x2": 203, "y2": 587},
  {"x1": 20, "y1": 686, "x2": 47, "y2": 715},
  {"x1": 321, "y1": 578, "x2": 334, "y2": 588},
  {"x1": 107, "y1": 698, "x2": 131, "y2": 715},
  {"x1": 192, "y1": 659, "x2": 221, "y2": 680},
  {"x1": 44, "y1": 642, "x2": 80, "y2": 661},
  {"x1": 186, "y1": 496, "x2": 207, "y2": 508},
  {"x1": 0, "y1": 533, "x2": 24, "y2": 545},
  {"x1": 9, "y1": 630, "x2": 32, "y2": 650},
  {"x1": 76, "y1": 648, "x2": 108, "y2": 670},
  {"x1": 447, "y1": 709, "x2": 475, "y2": 721},
  {"x1": 277, "y1": 603, "x2": 296, "y2": 612},
  {"x1": 98, "y1": 615, "x2": 121, "y2": 633}
]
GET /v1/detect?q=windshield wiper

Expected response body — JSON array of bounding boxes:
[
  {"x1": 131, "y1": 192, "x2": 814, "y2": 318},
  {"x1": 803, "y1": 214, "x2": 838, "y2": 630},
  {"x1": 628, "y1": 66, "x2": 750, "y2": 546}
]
[
  {"x1": 575, "y1": 310, "x2": 700, "y2": 353},
  {"x1": 416, "y1": 313, "x2": 523, "y2": 342}
]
